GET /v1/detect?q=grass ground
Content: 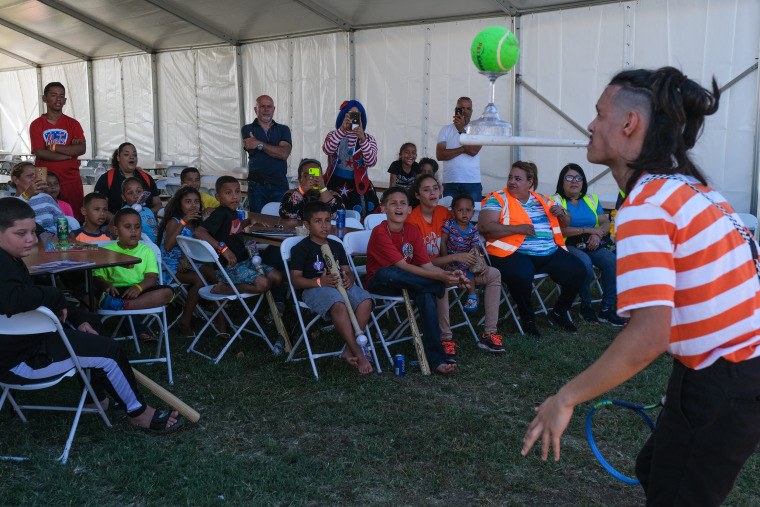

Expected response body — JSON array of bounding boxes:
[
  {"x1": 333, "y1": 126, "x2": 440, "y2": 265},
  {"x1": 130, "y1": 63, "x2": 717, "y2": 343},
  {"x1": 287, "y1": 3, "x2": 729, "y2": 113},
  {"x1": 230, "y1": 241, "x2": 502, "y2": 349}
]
[{"x1": 1, "y1": 293, "x2": 759, "y2": 506}]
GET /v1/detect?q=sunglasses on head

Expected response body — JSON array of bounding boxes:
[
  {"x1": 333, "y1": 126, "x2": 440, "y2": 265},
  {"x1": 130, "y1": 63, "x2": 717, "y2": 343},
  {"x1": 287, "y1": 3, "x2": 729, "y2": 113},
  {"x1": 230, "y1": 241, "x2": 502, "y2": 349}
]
[{"x1": 564, "y1": 174, "x2": 584, "y2": 182}]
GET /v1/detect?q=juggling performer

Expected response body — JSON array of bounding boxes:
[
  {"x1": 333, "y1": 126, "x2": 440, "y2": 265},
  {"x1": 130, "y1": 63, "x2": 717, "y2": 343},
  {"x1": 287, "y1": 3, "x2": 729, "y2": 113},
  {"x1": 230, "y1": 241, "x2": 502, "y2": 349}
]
[{"x1": 521, "y1": 66, "x2": 760, "y2": 505}]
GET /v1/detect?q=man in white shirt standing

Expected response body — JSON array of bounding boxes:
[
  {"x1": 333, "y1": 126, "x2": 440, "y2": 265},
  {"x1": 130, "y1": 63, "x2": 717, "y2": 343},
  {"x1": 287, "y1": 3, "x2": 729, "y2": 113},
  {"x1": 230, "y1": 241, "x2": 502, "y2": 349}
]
[{"x1": 435, "y1": 97, "x2": 483, "y2": 203}]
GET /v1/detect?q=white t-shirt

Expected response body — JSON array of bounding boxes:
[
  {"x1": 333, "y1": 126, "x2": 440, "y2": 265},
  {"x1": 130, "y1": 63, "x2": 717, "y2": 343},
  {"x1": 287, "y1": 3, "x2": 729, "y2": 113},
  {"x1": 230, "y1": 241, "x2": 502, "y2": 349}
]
[{"x1": 436, "y1": 123, "x2": 481, "y2": 184}]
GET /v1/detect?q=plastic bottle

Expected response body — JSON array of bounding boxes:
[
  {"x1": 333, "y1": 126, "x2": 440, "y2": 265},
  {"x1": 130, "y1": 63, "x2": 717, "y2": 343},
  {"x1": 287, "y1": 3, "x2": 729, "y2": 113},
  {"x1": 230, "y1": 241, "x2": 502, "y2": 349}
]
[
  {"x1": 272, "y1": 340, "x2": 283, "y2": 356},
  {"x1": 356, "y1": 335, "x2": 372, "y2": 362}
]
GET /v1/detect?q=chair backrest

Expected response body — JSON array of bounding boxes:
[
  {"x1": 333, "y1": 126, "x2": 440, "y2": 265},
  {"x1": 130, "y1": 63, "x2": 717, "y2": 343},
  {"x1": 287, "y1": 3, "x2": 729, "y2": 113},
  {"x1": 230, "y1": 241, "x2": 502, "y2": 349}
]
[
  {"x1": 345, "y1": 209, "x2": 361, "y2": 222},
  {"x1": 342, "y1": 230, "x2": 372, "y2": 257},
  {"x1": 0, "y1": 306, "x2": 58, "y2": 335},
  {"x1": 176, "y1": 236, "x2": 218, "y2": 264},
  {"x1": 164, "y1": 177, "x2": 182, "y2": 195},
  {"x1": 200, "y1": 175, "x2": 218, "y2": 185},
  {"x1": 166, "y1": 166, "x2": 187, "y2": 178},
  {"x1": 738, "y1": 212, "x2": 759, "y2": 236},
  {"x1": 261, "y1": 201, "x2": 281, "y2": 216},
  {"x1": 66, "y1": 215, "x2": 81, "y2": 231},
  {"x1": 438, "y1": 195, "x2": 453, "y2": 208},
  {"x1": 332, "y1": 217, "x2": 363, "y2": 230},
  {"x1": 364, "y1": 213, "x2": 387, "y2": 230}
]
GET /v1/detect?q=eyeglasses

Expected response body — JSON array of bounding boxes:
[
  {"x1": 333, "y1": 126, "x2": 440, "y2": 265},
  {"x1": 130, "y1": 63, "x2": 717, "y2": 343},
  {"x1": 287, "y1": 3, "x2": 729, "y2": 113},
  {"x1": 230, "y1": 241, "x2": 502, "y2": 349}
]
[{"x1": 564, "y1": 175, "x2": 584, "y2": 182}]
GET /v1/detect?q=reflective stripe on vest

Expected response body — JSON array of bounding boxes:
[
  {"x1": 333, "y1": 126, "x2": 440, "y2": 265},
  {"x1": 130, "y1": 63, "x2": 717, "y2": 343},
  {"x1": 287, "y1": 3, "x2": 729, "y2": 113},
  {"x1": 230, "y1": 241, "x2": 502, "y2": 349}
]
[
  {"x1": 484, "y1": 189, "x2": 566, "y2": 258},
  {"x1": 556, "y1": 194, "x2": 600, "y2": 226}
]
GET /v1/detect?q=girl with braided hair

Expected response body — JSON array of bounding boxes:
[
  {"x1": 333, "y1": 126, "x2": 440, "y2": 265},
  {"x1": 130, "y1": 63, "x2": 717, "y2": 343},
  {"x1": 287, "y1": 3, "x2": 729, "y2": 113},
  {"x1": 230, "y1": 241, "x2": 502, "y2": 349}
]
[{"x1": 522, "y1": 67, "x2": 760, "y2": 506}]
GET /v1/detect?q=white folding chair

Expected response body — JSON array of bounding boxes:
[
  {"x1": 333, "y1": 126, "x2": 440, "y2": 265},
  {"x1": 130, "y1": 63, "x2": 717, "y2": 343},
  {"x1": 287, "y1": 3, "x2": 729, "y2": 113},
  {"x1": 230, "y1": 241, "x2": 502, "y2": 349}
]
[
  {"x1": 165, "y1": 165, "x2": 187, "y2": 178},
  {"x1": 363, "y1": 213, "x2": 387, "y2": 230},
  {"x1": 345, "y1": 209, "x2": 361, "y2": 223},
  {"x1": 738, "y1": 212, "x2": 759, "y2": 237},
  {"x1": 164, "y1": 177, "x2": 182, "y2": 196},
  {"x1": 0, "y1": 307, "x2": 111, "y2": 463},
  {"x1": 280, "y1": 235, "x2": 382, "y2": 379},
  {"x1": 438, "y1": 195, "x2": 453, "y2": 208},
  {"x1": 176, "y1": 236, "x2": 273, "y2": 363},
  {"x1": 65, "y1": 216, "x2": 80, "y2": 231},
  {"x1": 96, "y1": 240, "x2": 173, "y2": 384},
  {"x1": 260, "y1": 201, "x2": 281, "y2": 216},
  {"x1": 332, "y1": 217, "x2": 363, "y2": 230}
]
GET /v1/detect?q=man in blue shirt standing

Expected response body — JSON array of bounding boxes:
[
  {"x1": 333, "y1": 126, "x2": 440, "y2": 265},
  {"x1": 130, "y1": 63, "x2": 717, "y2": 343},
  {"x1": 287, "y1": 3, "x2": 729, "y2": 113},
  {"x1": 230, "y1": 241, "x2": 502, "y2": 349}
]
[{"x1": 242, "y1": 95, "x2": 293, "y2": 212}]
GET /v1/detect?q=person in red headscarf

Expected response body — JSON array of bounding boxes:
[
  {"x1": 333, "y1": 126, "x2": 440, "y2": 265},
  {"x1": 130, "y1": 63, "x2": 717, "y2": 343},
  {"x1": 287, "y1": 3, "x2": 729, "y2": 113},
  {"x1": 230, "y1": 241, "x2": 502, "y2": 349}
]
[{"x1": 322, "y1": 100, "x2": 379, "y2": 218}]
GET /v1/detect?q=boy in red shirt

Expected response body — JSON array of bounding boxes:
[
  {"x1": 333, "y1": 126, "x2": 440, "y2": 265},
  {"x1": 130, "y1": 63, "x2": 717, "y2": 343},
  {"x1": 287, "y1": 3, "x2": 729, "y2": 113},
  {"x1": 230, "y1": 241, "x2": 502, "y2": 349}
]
[
  {"x1": 365, "y1": 187, "x2": 462, "y2": 375},
  {"x1": 30, "y1": 82, "x2": 86, "y2": 221}
]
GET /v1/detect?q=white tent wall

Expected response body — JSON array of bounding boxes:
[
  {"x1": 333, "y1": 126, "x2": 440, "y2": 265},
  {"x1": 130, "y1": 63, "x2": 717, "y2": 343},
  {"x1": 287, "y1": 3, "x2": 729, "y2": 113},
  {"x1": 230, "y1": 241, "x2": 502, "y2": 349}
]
[
  {"x1": 41, "y1": 62, "x2": 92, "y2": 159},
  {"x1": 158, "y1": 47, "x2": 240, "y2": 172},
  {"x1": 517, "y1": 0, "x2": 760, "y2": 212},
  {"x1": 0, "y1": 68, "x2": 37, "y2": 155},
  {"x1": 92, "y1": 54, "x2": 155, "y2": 162}
]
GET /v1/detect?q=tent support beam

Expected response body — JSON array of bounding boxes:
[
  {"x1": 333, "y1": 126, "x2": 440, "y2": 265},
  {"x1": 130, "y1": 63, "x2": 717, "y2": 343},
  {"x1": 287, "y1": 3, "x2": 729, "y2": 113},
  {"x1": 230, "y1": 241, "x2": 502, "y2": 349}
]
[
  {"x1": 143, "y1": 0, "x2": 238, "y2": 45},
  {"x1": 510, "y1": 16, "x2": 519, "y2": 163},
  {"x1": 151, "y1": 54, "x2": 161, "y2": 160},
  {"x1": 0, "y1": 18, "x2": 89, "y2": 61},
  {"x1": 751, "y1": 58, "x2": 760, "y2": 215},
  {"x1": 86, "y1": 60, "x2": 97, "y2": 158},
  {"x1": 37, "y1": 0, "x2": 155, "y2": 54},
  {"x1": 0, "y1": 49, "x2": 39, "y2": 68},
  {"x1": 491, "y1": 0, "x2": 519, "y2": 16},
  {"x1": 36, "y1": 68, "x2": 43, "y2": 116},
  {"x1": 292, "y1": 0, "x2": 354, "y2": 31},
  {"x1": 235, "y1": 46, "x2": 246, "y2": 168},
  {"x1": 348, "y1": 31, "x2": 356, "y2": 99}
]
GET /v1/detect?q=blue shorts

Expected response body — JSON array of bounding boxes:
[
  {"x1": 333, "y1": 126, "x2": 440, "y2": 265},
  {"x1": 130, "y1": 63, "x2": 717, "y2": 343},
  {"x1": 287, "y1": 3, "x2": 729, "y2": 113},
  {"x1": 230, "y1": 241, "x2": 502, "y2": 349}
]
[{"x1": 216, "y1": 262, "x2": 273, "y2": 285}]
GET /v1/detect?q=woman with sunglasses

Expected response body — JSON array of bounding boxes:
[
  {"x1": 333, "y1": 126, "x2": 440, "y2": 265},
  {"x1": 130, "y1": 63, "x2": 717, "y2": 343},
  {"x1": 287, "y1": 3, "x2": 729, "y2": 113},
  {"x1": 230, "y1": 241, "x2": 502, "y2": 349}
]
[{"x1": 554, "y1": 163, "x2": 623, "y2": 325}]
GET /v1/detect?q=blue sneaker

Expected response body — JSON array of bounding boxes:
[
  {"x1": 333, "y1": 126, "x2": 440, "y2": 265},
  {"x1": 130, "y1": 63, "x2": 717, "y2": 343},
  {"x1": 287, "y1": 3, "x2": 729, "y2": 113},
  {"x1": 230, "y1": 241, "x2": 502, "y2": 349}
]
[
  {"x1": 463, "y1": 296, "x2": 479, "y2": 313},
  {"x1": 99, "y1": 293, "x2": 125, "y2": 311}
]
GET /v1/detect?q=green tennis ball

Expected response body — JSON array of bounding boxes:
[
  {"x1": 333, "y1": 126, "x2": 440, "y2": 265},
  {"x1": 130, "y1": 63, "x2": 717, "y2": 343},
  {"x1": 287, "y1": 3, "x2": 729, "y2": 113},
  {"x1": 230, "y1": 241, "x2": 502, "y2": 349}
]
[{"x1": 471, "y1": 26, "x2": 520, "y2": 72}]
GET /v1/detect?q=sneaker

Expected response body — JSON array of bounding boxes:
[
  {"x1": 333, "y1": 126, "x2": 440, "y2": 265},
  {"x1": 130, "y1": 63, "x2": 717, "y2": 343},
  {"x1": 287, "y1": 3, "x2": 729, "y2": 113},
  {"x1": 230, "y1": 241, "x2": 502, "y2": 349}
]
[
  {"x1": 580, "y1": 304, "x2": 599, "y2": 324},
  {"x1": 463, "y1": 296, "x2": 479, "y2": 313},
  {"x1": 550, "y1": 307, "x2": 578, "y2": 333},
  {"x1": 479, "y1": 333, "x2": 505, "y2": 353},
  {"x1": 523, "y1": 320, "x2": 541, "y2": 337},
  {"x1": 99, "y1": 293, "x2": 125, "y2": 311},
  {"x1": 599, "y1": 307, "x2": 626, "y2": 327},
  {"x1": 441, "y1": 340, "x2": 458, "y2": 364}
]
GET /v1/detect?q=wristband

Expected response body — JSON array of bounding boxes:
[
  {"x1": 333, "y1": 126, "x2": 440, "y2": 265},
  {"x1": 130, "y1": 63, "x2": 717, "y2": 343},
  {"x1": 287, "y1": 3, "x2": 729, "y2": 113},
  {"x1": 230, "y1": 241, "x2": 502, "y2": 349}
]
[
  {"x1": 49, "y1": 144, "x2": 56, "y2": 152},
  {"x1": 21, "y1": 192, "x2": 30, "y2": 200},
  {"x1": 134, "y1": 283, "x2": 143, "y2": 292},
  {"x1": 179, "y1": 219, "x2": 186, "y2": 226},
  {"x1": 219, "y1": 246, "x2": 228, "y2": 254},
  {"x1": 316, "y1": 278, "x2": 321, "y2": 287},
  {"x1": 298, "y1": 186, "x2": 305, "y2": 194},
  {"x1": 319, "y1": 187, "x2": 328, "y2": 194}
]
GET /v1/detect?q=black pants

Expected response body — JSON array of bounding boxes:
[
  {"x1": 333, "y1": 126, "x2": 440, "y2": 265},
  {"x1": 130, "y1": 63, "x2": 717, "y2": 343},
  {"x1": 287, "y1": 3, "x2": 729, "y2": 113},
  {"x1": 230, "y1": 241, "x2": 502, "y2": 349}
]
[
  {"x1": 490, "y1": 249, "x2": 584, "y2": 322},
  {"x1": 635, "y1": 357, "x2": 760, "y2": 506},
  {"x1": 1, "y1": 330, "x2": 147, "y2": 417}
]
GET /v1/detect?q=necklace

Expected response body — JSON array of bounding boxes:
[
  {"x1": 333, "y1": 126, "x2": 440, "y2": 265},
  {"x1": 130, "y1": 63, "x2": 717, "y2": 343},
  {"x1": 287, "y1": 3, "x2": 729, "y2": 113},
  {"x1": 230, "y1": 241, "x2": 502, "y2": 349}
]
[{"x1": 386, "y1": 222, "x2": 404, "y2": 246}]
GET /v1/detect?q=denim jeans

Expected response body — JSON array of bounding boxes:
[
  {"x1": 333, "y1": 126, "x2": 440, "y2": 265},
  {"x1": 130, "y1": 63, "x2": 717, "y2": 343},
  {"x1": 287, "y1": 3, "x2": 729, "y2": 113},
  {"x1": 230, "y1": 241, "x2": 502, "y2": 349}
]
[
  {"x1": 367, "y1": 266, "x2": 447, "y2": 368},
  {"x1": 567, "y1": 245, "x2": 617, "y2": 307},
  {"x1": 443, "y1": 182, "x2": 483, "y2": 204},
  {"x1": 247, "y1": 181, "x2": 288, "y2": 213}
]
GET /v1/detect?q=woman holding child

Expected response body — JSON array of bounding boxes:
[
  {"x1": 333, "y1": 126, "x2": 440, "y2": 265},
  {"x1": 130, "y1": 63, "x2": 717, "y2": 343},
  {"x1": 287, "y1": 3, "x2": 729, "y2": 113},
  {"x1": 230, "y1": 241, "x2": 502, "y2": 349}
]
[
  {"x1": 405, "y1": 174, "x2": 504, "y2": 356},
  {"x1": 478, "y1": 161, "x2": 584, "y2": 337}
]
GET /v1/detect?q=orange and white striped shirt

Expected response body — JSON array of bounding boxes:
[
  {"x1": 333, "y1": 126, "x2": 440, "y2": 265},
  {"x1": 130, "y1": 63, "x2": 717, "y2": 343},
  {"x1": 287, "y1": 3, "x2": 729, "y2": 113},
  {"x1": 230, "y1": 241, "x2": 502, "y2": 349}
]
[{"x1": 616, "y1": 174, "x2": 760, "y2": 369}]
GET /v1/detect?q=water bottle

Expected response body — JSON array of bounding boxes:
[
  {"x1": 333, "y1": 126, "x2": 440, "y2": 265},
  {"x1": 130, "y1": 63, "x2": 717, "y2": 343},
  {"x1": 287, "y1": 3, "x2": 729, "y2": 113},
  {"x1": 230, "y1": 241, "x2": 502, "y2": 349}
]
[
  {"x1": 356, "y1": 334, "x2": 372, "y2": 363},
  {"x1": 272, "y1": 340, "x2": 284, "y2": 356}
]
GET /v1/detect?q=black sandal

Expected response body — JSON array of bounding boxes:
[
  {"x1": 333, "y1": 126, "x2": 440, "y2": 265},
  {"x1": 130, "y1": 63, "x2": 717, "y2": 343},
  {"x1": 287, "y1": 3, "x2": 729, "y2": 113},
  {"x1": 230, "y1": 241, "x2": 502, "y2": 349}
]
[{"x1": 143, "y1": 409, "x2": 186, "y2": 434}]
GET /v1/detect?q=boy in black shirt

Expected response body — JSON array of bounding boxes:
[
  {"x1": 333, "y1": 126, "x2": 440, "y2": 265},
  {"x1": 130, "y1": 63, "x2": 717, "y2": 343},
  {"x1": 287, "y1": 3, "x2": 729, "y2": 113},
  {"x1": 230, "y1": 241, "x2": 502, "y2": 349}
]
[
  {"x1": 289, "y1": 201, "x2": 373, "y2": 374},
  {"x1": 195, "y1": 176, "x2": 282, "y2": 295},
  {"x1": 0, "y1": 198, "x2": 183, "y2": 433}
]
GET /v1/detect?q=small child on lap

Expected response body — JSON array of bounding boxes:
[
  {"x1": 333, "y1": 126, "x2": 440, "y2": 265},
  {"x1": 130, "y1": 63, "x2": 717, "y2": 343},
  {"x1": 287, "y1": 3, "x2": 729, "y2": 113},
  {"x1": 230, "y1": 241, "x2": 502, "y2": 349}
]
[
  {"x1": 289, "y1": 201, "x2": 374, "y2": 374},
  {"x1": 194, "y1": 176, "x2": 282, "y2": 295}
]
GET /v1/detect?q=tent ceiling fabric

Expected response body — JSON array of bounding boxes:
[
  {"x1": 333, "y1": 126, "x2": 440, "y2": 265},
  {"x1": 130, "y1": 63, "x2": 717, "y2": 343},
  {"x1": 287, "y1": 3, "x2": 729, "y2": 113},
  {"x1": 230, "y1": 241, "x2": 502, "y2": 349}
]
[{"x1": 0, "y1": 0, "x2": 620, "y2": 69}]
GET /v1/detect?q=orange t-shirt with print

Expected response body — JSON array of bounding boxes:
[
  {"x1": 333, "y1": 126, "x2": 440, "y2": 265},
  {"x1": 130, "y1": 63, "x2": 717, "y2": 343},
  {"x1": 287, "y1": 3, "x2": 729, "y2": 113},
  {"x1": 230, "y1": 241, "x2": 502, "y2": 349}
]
[{"x1": 405, "y1": 205, "x2": 452, "y2": 259}]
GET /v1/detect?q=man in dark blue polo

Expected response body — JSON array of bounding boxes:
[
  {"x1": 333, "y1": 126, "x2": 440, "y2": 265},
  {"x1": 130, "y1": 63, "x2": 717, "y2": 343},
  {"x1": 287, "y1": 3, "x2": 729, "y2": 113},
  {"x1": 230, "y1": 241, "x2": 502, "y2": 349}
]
[{"x1": 242, "y1": 94, "x2": 293, "y2": 212}]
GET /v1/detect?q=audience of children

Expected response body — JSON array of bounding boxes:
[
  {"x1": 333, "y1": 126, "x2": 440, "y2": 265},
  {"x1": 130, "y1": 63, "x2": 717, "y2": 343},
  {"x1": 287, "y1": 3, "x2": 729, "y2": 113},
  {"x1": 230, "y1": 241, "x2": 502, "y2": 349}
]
[
  {"x1": 289, "y1": 201, "x2": 374, "y2": 374},
  {"x1": 45, "y1": 171, "x2": 74, "y2": 217},
  {"x1": 70, "y1": 192, "x2": 112, "y2": 242},
  {"x1": 0, "y1": 198, "x2": 183, "y2": 433},
  {"x1": 194, "y1": 176, "x2": 283, "y2": 296},
  {"x1": 387, "y1": 143, "x2": 421, "y2": 190},
  {"x1": 365, "y1": 187, "x2": 462, "y2": 375},
  {"x1": 121, "y1": 177, "x2": 158, "y2": 243},
  {"x1": 10, "y1": 162, "x2": 66, "y2": 241}
]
